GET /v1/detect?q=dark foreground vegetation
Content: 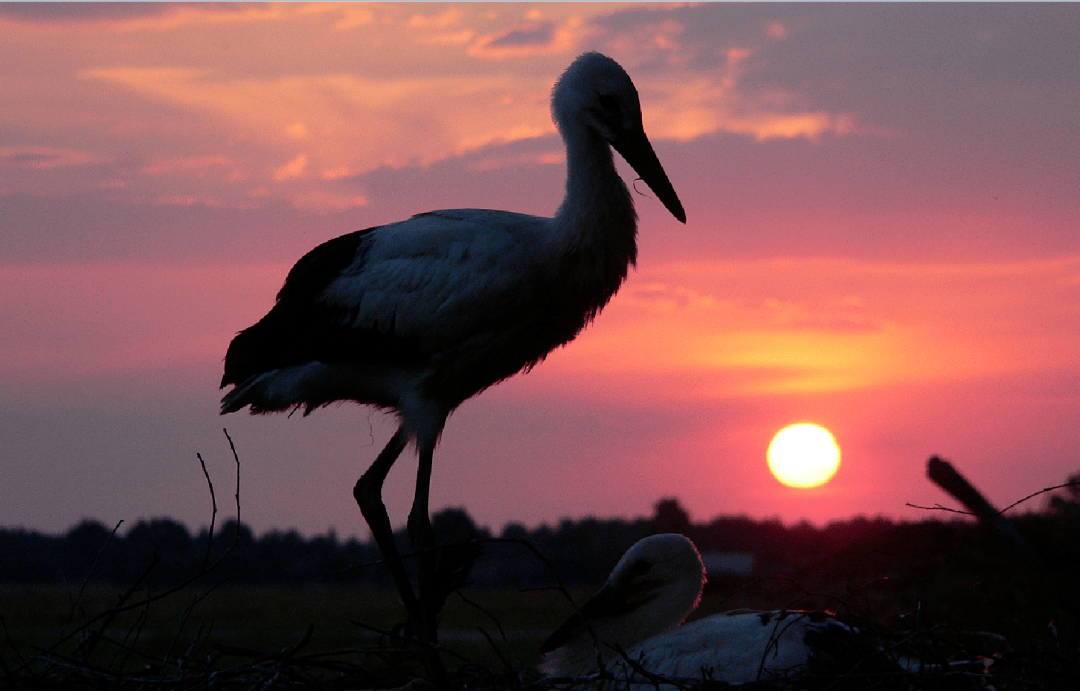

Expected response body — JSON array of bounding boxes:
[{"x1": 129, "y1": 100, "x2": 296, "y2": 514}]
[{"x1": 1, "y1": 465, "x2": 1078, "y2": 690}]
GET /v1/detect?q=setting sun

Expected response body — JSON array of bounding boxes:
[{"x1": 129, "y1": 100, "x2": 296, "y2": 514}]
[{"x1": 767, "y1": 424, "x2": 841, "y2": 488}]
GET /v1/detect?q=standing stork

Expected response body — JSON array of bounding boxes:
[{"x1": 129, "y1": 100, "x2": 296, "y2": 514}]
[{"x1": 220, "y1": 52, "x2": 685, "y2": 665}]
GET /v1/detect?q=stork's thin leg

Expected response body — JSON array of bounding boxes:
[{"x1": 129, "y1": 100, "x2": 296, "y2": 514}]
[
  {"x1": 407, "y1": 440, "x2": 442, "y2": 675},
  {"x1": 355, "y1": 429, "x2": 445, "y2": 684},
  {"x1": 352, "y1": 427, "x2": 420, "y2": 627}
]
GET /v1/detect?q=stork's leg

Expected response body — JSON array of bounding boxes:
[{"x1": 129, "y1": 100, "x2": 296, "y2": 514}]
[
  {"x1": 355, "y1": 428, "x2": 445, "y2": 683},
  {"x1": 352, "y1": 427, "x2": 420, "y2": 629},
  {"x1": 407, "y1": 439, "x2": 442, "y2": 672}
]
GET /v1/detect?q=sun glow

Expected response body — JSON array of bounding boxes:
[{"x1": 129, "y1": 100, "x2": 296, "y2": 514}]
[{"x1": 767, "y1": 423, "x2": 841, "y2": 488}]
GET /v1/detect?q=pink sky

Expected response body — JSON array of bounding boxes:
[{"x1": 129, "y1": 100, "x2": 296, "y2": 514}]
[{"x1": 2, "y1": 3, "x2": 1079, "y2": 539}]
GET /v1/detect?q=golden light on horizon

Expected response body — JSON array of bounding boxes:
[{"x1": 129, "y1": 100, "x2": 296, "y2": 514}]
[{"x1": 767, "y1": 423, "x2": 841, "y2": 488}]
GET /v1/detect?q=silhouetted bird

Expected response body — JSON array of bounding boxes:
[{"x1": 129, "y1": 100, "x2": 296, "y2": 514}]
[{"x1": 220, "y1": 52, "x2": 685, "y2": 655}]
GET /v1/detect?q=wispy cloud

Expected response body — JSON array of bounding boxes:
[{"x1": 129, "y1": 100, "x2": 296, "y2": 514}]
[
  {"x1": 287, "y1": 189, "x2": 368, "y2": 212},
  {"x1": 78, "y1": 65, "x2": 553, "y2": 193},
  {"x1": 0, "y1": 146, "x2": 100, "y2": 168},
  {"x1": 468, "y1": 16, "x2": 583, "y2": 59},
  {"x1": 1, "y1": 4, "x2": 887, "y2": 212},
  {"x1": 0, "y1": 3, "x2": 285, "y2": 32},
  {"x1": 141, "y1": 154, "x2": 238, "y2": 177}
]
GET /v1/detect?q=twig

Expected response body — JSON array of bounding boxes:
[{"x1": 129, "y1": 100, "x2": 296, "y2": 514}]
[
  {"x1": 16, "y1": 431, "x2": 245, "y2": 677},
  {"x1": 159, "y1": 581, "x2": 226, "y2": 680},
  {"x1": 999, "y1": 480, "x2": 1080, "y2": 515},
  {"x1": 904, "y1": 502, "x2": 974, "y2": 516},
  {"x1": 454, "y1": 589, "x2": 522, "y2": 671},
  {"x1": 196, "y1": 452, "x2": 218, "y2": 572},
  {"x1": 74, "y1": 552, "x2": 161, "y2": 661},
  {"x1": 0, "y1": 615, "x2": 27, "y2": 676},
  {"x1": 116, "y1": 590, "x2": 151, "y2": 671},
  {"x1": 609, "y1": 643, "x2": 692, "y2": 691},
  {"x1": 223, "y1": 428, "x2": 242, "y2": 532},
  {"x1": 483, "y1": 536, "x2": 605, "y2": 656},
  {"x1": 346, "y1": 620, "x2": 474, "y2": 667},
  {"x1": 67, "y1": 519, "x2": 124, "y2": 621}
]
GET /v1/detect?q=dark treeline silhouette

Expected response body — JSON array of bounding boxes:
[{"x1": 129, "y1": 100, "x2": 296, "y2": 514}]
[
  {"x1": 3, "y1": 481, "x2": 1079, "y2": 591},
  {"x1": 0, "y1": 517, "x2": 380, "y2": 587}
]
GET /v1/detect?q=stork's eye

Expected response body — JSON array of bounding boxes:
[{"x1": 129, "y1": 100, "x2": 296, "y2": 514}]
[
  {"x1": 597, "y1": 93, "x2": 621, "y2": 119},
  {"x1": 589, "y1": 93, "x2": 623, "y2": 139},
  {"x1": 625, "y1": 558, "x2": 653, "y2": 580}
]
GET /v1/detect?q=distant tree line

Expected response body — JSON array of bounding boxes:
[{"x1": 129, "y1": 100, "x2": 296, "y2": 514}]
[{"x1": 2, "y1": 480, "x2": 1078, "y2": 589}]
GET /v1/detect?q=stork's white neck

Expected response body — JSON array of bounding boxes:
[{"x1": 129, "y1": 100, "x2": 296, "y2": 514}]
[{"x1": 551, "y1": 120, "x2": 638, "y2": 267}]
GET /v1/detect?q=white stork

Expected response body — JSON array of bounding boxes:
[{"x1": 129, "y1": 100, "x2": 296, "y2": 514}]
[
  {"x1": 219, "y1": 52, "x2": 685, "y2": 654},
  {"x1": 540, "y1": 534, "x2": 901, "y2": 688}
]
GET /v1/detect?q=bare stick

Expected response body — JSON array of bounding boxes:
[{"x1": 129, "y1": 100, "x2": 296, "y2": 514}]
[
  {"x1": 31, "y1": 431, "x2": 244, "y2": 668},
  {"x1": 196, "y1": 452, "x2": 218, "y2": 571},
  {"x1": 904, "y1": 502, "x2": 973, "y2": 515},
  {"x1": 454, "y1": 590, "x2": 518, "y2": 671},
  {"x1": 926, "y1": 456, "x2": 1037, "y2": 560},
  {"x1": 223, "y1": 427, "x2": 242, "y2": 536},
  {"x1": 67, "y1": 519, "x2": 124, "y2": 620},
  {"x1": 999, "y1": 479, "x2": 1080, "y2": 514},
  {"x1": 74, "y1": 553, "x2": 161, "y2": 661}
]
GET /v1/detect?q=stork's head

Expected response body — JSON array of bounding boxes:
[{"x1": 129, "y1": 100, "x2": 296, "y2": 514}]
[
  {"x1": 603, "y1": 533, "x2": 706, "y2": 631},
  {"x1": 539, "y1": 532, "x2": 706, "y2": 674},
  {"x1": 552, "y1": 52, "x2": 686, "y2": 224}
]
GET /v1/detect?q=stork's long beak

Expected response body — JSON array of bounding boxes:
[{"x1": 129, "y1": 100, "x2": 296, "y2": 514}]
[
  {"x1": 539, "y1": 574, "x2": 661, "y2": 654},
  {"x1": 613, "y1": 129, "x2": 686, "y2": 224}
]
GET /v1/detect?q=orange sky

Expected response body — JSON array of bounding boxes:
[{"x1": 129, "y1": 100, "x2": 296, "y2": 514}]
[{"x1": 2, "y1": 3, "x2": 1079, "y2": 538}]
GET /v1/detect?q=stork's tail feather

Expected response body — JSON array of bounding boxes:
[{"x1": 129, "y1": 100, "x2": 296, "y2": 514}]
[
  {"x1": 220, "y1": 372, "x2": 275, "y2": 414},
  {"x1": 221, "y1": 363, "x2": 339, "y2": 415}
]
